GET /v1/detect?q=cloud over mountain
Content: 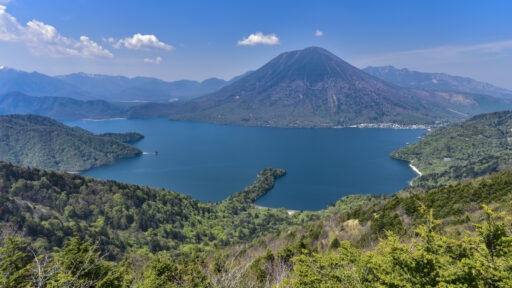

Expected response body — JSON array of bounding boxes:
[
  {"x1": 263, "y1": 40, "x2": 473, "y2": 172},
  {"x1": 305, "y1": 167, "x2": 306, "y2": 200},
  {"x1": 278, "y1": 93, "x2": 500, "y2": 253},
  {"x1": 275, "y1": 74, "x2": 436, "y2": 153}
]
[
  {"x1": 113, "y1": 33, "x2": 173, "y2": 50},
  {"x1": 237, "y1": 32, "x2": 279, "y2": 46}
]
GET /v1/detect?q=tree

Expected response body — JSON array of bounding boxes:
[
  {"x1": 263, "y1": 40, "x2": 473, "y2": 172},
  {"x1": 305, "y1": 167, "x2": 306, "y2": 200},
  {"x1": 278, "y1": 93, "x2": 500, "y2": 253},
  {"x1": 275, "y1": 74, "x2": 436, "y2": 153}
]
[{"x1": 0, "y1": 236, "x2": 33, "y2": 287}]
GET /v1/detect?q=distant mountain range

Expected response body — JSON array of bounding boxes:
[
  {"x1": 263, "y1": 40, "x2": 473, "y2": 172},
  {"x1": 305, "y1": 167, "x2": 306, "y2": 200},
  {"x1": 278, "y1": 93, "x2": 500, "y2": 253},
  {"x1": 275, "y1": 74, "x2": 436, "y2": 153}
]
[
  {"x1": 0, "y1": 66, "x2": 246, "y2": 102},
  {"x1": 363, "y1": 66, "x2": 512, "y2": 99},
  {"x1": 2, "y1": 47, "x2": 512, "y2": 126},
  {"x1": 0, "y1": 92, "x2": 126, "y2": 120},
  {"x1": 0, "y1": 67, "x2": 88, "y2": 99},
  {"x1": 0, "y1": 114, "x2": 142, "y2": 171},
  {"x1": 55, "y1": 73, "x2": 230, "y2": 102},
  {"x1": 159, "y1": 47, "x2": 512, "y2": 127}
]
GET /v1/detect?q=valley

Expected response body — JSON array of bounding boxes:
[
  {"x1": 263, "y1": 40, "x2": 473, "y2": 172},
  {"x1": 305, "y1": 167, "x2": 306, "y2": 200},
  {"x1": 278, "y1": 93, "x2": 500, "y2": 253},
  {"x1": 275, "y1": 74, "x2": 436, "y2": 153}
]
[
  {"x1": 1, "y1": 111, "x2": 512, "y2": 286},
  {"x1": 1, "y1": 4, "x2": 512, "y2": 284}
]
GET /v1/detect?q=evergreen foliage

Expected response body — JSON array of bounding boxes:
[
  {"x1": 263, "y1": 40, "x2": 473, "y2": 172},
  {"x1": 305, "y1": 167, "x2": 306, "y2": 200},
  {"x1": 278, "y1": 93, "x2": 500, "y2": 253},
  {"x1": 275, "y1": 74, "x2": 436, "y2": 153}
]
[
  {"x1": 0, "y1": 114, "x2": 142, "y2": 171},
  {"x1": 392, "y1": 110, "x2": 512, "y2": 188}
]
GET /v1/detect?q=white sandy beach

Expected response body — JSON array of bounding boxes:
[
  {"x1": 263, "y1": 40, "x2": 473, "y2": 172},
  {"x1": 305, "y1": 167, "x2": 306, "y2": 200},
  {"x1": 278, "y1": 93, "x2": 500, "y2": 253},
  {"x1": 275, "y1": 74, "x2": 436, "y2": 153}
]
[{"x1": 409, "y1": 163, "x2": 422, "y2": 176}]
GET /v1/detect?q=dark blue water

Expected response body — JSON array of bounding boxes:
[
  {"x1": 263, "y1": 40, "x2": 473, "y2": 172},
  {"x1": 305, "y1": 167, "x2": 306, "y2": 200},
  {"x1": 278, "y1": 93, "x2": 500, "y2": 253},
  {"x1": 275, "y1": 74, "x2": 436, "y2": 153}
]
[{"x1": 65, "y1": 118, "x2": 425, "y2": 210}]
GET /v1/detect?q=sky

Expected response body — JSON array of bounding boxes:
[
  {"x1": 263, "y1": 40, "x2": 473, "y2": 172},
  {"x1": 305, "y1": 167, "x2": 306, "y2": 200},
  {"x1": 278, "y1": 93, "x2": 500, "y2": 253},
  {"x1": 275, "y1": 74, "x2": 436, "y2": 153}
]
[{"x1": 1, "y1": 0, "x2": 512, "y2": 88}]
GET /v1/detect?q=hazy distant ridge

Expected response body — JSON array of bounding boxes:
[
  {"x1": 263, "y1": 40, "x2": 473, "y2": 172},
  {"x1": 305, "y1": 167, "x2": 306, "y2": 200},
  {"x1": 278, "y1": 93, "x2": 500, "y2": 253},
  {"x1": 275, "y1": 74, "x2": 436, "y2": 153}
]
[
  {"x1": 0, "y1": 67, "x2": 250, "y2": 102},
  {"x1": 363, "y1": 65, "x2": 512, "y2": 99}
]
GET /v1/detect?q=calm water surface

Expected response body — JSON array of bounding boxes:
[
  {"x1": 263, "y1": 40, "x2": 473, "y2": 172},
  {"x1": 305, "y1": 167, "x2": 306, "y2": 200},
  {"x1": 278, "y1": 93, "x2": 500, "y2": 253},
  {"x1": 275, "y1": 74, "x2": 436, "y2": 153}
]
[{"x1": 65, "y1": 118, "x2": 425, "y2": 210}]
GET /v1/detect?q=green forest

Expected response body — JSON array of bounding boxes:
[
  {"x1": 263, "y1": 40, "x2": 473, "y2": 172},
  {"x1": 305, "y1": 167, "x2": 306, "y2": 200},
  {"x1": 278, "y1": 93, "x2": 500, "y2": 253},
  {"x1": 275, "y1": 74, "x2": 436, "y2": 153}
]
[
  {"x1": 1, "y1": 162, "x2": 512, "y2": 286},
  {"x1": 392, "y1": 111, "x2": 512, "y2": 189},
  {"x1": 0, "y1": 114, "x2": 143, "y2": 172},
  {"x1": 1, "y1": 111, "x2": 512, "y2": 287}
]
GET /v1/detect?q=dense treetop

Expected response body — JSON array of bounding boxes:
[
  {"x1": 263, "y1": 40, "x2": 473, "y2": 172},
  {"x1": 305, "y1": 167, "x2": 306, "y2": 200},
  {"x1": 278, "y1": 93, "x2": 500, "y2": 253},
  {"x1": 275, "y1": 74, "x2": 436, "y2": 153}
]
[
  {"x1": 391, "y1": 110, "x2": 512, "y2": 188},
  {"x1": 0, "y1": 114, "x2": 142, "y2": 172}
]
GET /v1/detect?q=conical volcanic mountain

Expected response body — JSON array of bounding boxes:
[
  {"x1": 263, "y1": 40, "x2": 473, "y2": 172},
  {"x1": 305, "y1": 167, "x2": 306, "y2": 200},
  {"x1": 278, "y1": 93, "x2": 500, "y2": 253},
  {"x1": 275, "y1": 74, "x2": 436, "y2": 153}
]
[{"x1": 163, "y1": 47, "x2": 511, "y2": 127}]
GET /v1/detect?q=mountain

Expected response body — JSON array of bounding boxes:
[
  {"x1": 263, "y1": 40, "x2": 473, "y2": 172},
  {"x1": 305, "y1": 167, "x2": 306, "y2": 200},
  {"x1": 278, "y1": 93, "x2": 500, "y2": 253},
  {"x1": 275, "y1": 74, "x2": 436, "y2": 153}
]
[
  {"x1": 0, "y1": 92, "x2": 125, "y2": 120},
  {"x1": 163, "y1": 47, "x2": 512, "y2": 127},
  {"x1": 0, "y1": 66, "x2": 89, "y2": 99},
  {"x1": 0, "y1": 114, "x2": 142, "y2": 171},
  {"x1": 391, "y1": 110, "x2": 512, "y2": 189},
  {"x1": 364, "y1": 65, "x2": 512, "y2": 99},
  {"x1": 0, "y1": 66, "x2": 245, "y2": 102},
  {"x1": 57, "y1": 73, "x2": 230, "y2": 102}
]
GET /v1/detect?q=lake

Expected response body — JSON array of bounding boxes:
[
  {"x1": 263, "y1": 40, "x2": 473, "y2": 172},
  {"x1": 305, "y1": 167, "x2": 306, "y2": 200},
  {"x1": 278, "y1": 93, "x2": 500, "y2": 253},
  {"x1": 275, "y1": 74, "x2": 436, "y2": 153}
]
[{"x1": 65, "y1": 118, "x2": 425, "y2": 210}]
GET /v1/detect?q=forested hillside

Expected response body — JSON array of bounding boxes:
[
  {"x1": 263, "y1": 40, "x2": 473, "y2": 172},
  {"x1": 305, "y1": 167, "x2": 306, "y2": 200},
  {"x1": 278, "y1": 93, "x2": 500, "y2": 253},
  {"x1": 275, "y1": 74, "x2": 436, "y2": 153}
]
[
  {"x1": 98, "y1": 132, "x2": 144, "y2": 143},
  {"x1": 391, "y1": 110, "x2": 512, "y2": 188},
  {"x1": 0, "y1": 114, "x2": 142, "y2": 171},
  {"x1": 1, "y1": 161, "x2": 511, "y2": 286},
  {"x1": 1, "y1": 113, "x2": 512, "y2": 287},
  {"x1": 0, "y1": 162, "x2": 308, "y2": 259}
]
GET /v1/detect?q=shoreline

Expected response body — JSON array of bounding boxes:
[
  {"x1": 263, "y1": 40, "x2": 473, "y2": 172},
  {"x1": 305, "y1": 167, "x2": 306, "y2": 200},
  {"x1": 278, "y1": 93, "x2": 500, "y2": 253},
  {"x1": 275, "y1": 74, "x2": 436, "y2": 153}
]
[
  {"x1": 346, "y1": 123, "x2": 433, "y2": 130},
  {"x1": 80, "y1": 118, "x2": 128, "y2": 121},
  {"x1": 81, "y1": 117, "x2": 438, "y2": 130},
  {"x1": 254, "y1": 204, "x2": 298, "y2": 215},
  {"x1": 408, "y1": 162, "x2": 422, "y2": 185},
  {"x1": 409, "y1": 163, "x2": 422, "y2": 176}
]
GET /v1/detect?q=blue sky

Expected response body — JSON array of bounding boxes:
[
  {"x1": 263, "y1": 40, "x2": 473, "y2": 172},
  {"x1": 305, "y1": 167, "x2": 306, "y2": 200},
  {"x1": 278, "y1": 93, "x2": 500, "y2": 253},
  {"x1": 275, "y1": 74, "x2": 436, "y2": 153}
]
[{"x1": 1, "y1": 0, "x2": 512, "y2": 88}]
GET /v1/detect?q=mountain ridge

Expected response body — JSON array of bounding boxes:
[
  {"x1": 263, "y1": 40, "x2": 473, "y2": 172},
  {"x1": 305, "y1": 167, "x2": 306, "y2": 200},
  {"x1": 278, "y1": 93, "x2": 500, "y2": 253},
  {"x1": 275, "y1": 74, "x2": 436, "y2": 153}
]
[
  {"x1": 162, "y1": 47, "x2": 512, "y2": 127},
  {"x1": 0, "y1": 114, "x2": 142, "y2": 171},
  {"x1": 364, "y1": 65, "x2": 512, "y2": 99},
  {"x1": 0, "y1": 66, "x2": 251, "y2": 102}
]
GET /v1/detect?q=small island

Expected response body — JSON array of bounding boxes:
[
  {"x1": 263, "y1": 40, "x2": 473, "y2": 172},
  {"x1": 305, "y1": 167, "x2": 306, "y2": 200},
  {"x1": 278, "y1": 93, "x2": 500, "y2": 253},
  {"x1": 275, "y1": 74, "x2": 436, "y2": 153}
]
[{"x1": 99, "y1": 132, "x2": 144, "y2": 143}]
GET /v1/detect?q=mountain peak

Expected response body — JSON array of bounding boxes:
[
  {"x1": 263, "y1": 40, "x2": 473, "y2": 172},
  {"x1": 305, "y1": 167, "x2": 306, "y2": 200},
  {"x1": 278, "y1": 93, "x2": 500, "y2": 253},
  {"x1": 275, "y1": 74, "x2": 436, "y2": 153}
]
[
  {"x1": 243, "y1": 46, "x2": 361, "y2": 87},
  {"x1": 299, "y1": 46, "x2": 332, "y2": 53},
  {"x1": 276, "y1": 46, "x2": 340, "y2": 60},
  {"x1": 166, "y1": 47, "x2": 477, "y2": 127}
]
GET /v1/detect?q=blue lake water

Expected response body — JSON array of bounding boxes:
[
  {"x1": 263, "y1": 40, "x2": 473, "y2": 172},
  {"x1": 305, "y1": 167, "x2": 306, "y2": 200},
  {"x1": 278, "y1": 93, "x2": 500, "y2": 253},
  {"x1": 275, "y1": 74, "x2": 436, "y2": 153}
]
[{"x1": 65, "y1": 118, "x2": 425, "y2": 211}]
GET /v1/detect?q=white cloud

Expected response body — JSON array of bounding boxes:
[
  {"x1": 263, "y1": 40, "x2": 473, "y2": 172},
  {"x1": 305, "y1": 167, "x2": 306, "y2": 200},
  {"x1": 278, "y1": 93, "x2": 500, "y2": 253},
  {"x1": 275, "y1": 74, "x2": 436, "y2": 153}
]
[
  {"x1": 77, "y1": 36, "x2": 113, "y2": 58},
  {"x1": 315, "y1": 29, "x2": 323, "y2": 37},
  {"x1": 0, "y1": 5, "x2": 112, "y2": 58},
  {"x1": 0, "y1": 5, "x2": 22, "y2": 41},
  {"x1": 114, "y1": 33, "x2": 173, "y2": 50},
  {"x1": 144, "y1": 56, "x2": 163, "y2": 64},
  {"x1": 237, "y1": 32, "x2": 280, "y2": 46}
]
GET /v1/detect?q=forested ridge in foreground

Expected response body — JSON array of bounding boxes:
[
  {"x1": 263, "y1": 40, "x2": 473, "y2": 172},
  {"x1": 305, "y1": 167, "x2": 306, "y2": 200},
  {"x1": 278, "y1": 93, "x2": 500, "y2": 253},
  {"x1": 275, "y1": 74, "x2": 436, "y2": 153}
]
[
  {"x1": 392, "y1": 110, "x2": 512, "y2": 189},
  {"x1": 1, "y1": 160, "x2": 512, "y2": 286},
  {"x1": 0, "y1": 114, "x2": 143, "y2": 172},
  {"x1": 2, "y1": 111, "x2": 512, "y2": 287},
  {"x1": 0, "y1": 162, "x2": 305, "y2": 258}
]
